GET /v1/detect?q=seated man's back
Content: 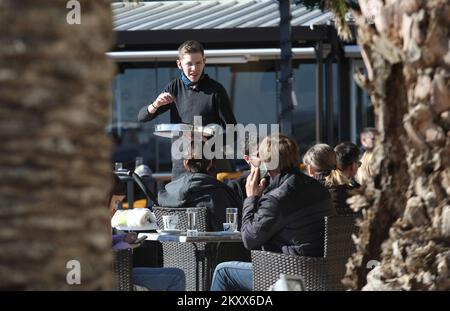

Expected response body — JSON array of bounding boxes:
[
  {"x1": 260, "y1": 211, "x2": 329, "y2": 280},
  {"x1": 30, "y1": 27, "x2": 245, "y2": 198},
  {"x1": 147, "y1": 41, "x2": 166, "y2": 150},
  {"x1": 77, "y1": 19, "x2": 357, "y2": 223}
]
[{"x1": 158, "y1": 172, "x2": 241, "y2": 231}]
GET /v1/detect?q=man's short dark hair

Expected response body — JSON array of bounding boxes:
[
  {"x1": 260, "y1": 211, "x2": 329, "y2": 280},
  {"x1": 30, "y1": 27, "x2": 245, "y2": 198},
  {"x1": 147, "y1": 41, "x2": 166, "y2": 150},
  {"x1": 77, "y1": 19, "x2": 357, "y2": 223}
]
[
  {"x1": 334, "y1": 142, "x2": 360, "y2": 170},
  {"x1": 184, "y1": 140, "x2": 210, "y2": 173},
  {"x1": 185, "y1": 158, "x2": 210, "y2": 173},
  {"x1": 178, "y1": 40, "x2": 204, "y2": 57}
]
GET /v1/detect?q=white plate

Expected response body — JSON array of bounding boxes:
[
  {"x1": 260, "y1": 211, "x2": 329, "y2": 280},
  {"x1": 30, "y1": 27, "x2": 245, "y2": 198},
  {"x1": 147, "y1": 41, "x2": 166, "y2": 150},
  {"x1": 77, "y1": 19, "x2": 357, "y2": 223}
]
[{"x1": 156, "y1": 229, "x2": 183, "y2": 235}]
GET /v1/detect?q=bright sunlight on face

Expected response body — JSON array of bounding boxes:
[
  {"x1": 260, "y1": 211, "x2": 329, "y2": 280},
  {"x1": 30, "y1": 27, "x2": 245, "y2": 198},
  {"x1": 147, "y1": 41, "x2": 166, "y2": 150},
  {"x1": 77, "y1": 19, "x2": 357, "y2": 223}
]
[{"x1": 178, "y1": 52, "x2": 205, "y2": 82}]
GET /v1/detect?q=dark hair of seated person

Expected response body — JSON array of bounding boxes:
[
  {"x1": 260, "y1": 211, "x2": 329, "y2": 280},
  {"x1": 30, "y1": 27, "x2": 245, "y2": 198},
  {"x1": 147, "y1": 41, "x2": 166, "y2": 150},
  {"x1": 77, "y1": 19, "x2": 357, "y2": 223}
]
[
  {"x1": 183, "y1": 140, "x2": 212, "y2": 174},
  {"x1": 185, "y1": 158, "x2": 211, "y2": 174}
]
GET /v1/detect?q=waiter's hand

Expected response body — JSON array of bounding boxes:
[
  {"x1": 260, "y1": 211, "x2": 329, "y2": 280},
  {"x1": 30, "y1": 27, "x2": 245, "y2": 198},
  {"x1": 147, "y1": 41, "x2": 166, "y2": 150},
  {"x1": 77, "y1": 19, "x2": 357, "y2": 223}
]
[
  {"x1": 246, "y1": 164, "x2": 268, "y2": 198},
  {"x1": 152, "y1": 92, "x2": 175, "y2": 109}
]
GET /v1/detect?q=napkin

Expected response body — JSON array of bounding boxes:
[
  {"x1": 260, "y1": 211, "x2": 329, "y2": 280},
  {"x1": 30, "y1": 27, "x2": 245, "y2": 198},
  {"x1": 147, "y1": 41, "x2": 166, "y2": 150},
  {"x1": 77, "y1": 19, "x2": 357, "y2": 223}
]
[{"x1": 111, "y1": 208, "x2": 154, "y2": 228}]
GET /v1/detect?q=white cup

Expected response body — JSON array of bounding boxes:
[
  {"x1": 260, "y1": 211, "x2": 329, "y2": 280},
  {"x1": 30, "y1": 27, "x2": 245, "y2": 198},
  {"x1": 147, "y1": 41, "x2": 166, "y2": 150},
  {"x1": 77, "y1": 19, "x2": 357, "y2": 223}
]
[
  {"x1": 223, "y1": 222, "x2": 236, "y2": 232},
  {"x1": 162, "y1": 215, "x2": 179, "y2": 230}
]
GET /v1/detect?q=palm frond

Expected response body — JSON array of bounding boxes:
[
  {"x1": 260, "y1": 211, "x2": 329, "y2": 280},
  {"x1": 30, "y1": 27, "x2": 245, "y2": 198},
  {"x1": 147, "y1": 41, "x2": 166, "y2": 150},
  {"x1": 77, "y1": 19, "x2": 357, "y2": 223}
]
[{"x1": 295, "y1": 0, "x2": 354, "y2": 41}]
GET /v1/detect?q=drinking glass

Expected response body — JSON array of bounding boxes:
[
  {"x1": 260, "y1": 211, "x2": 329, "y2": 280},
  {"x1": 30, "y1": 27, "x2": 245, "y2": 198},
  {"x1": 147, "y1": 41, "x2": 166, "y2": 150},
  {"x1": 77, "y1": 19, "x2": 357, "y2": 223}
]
[
  {"x1": 186, "y1": 208, "x2": 199, "y2": 236},
  {"x1": 226, "y1": 208, "x2": 238, "y2": 232}
]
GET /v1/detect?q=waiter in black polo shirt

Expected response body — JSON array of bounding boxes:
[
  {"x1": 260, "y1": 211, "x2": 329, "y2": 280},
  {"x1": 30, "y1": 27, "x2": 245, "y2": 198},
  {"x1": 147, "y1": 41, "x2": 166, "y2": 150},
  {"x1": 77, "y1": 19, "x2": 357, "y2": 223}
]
[{"x1": 137, "y1": 40, "x2": 237, "y2": 180}]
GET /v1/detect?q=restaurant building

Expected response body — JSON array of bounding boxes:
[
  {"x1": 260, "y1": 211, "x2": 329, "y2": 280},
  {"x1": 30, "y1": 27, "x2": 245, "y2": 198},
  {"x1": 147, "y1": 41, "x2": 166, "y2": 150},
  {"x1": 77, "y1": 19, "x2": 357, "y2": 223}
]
[{"x1": 108, "y1": 0, "x2": 373, "y2": 172}]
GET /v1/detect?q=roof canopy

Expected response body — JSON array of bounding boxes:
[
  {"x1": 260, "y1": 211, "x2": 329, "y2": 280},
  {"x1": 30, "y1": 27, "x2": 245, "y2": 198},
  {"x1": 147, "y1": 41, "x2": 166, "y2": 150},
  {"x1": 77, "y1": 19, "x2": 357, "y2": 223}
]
[{"x1": 112, "y1": 0, "x2": 340, "y2": 49}]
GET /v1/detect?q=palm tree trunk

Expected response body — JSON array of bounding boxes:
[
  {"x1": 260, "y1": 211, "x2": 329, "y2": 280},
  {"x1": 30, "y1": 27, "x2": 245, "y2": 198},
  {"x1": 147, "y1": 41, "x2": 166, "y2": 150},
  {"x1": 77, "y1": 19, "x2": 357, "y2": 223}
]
[
  {"x1": 344, "y1": 0, "x2": 450, "y2": 290},
  {"x1": 0, "y1": 0, "x2": 115, "y2": 290}
]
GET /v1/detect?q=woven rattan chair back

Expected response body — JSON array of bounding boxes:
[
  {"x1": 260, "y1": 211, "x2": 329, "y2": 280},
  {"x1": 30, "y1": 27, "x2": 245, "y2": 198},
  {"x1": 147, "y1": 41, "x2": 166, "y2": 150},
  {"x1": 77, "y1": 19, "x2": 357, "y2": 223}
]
[
  {"x1": 113, "y1": 248, "x2": 134, "y2": 291},
  {"x1": 251, "y1": 250, "x2": 326, "y2": 291},
  {"x1": 251, "y1": 215, "x2": 357, "y2": 291},
  {"x1": 324, "y1": 215, "x2": 358, "y2": 290},
  {"x1": 153, "y1": 206, "x2": 208, "y2": 291}
]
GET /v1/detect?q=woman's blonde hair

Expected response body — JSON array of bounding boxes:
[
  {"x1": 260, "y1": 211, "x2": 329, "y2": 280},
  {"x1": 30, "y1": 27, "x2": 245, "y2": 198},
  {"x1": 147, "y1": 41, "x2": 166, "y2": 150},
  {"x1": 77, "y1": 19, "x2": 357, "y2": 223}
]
[
  {"x1": 303, "y1": 143, "x2": 349, "y2": 187},
  {"x1": 258, "y1": 134, "x2": 299, "y2": 172},
  {"x1": 356, "y1": 151, "x2": 373, "y2": 185}
]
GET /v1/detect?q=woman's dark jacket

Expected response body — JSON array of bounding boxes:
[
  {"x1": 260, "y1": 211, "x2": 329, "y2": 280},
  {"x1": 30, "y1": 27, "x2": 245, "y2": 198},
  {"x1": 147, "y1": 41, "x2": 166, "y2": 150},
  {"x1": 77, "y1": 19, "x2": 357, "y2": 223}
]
[{"x1": 314, "y1": 172, "x2": 355, "y2": 215}]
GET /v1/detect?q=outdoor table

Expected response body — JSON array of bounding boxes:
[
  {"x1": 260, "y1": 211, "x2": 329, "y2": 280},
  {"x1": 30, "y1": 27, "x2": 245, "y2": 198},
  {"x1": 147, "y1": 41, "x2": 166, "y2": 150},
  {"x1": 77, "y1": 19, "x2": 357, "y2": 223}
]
[{"x1": 138, "y1": 231, "x2": 242, "y2": 291}]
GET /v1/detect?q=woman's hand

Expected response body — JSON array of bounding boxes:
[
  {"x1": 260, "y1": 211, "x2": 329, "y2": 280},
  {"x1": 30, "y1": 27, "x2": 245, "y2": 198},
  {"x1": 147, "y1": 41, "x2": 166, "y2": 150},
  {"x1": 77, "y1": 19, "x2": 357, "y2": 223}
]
[
  {"x1": 245, "y1": 165, "x2": 268, "y2": 197},
  {"x1": 123, "y1": 232, "x2": 137, "y2": 244}
]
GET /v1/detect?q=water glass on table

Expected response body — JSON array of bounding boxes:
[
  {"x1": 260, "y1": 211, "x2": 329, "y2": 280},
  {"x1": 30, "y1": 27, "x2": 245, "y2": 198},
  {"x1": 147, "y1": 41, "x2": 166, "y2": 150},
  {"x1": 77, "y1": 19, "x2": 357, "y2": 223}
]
[
  {"x1": 225, "y1": 208, "x2": 238, "y2": 232},
  {"x1": 186, "y1": 208, "x2": 199, "y2": 236},
  {"x1": 162, "y1": 215, "x2": 179, "y2": 230}
]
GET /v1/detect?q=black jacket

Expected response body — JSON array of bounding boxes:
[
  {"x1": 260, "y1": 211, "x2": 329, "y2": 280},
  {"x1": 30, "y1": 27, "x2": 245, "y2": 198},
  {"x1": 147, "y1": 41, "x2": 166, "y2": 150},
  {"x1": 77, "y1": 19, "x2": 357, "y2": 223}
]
[
  {"x1": 314, "y1": 173, "x2": 355, "y2": 215},
  {"x1": 241, "y1": 168, "x2": 335, "y2": 257},
  {"x1": 158, "y1": 172, "x2": 242, "y2": 231}
]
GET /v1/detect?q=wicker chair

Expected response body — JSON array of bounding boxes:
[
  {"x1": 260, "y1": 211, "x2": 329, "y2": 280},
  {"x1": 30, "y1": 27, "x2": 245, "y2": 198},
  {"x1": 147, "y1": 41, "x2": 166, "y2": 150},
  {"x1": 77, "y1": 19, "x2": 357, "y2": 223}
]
[
  {"x1": 251, "y1": 250, "x2": 326, "y2": 291},
  {"x1": 251, "y1": 215, "x2": 357, "y2": 291},
  {"x1": 113, "y1": 248, "x2": 134, "y2": 291},
  {"x1": 153, "y1": 206, "x2": 209, "y2": 291},
  {"x1": 324, "y1": 215, "x2": 358, "y2": 290}
]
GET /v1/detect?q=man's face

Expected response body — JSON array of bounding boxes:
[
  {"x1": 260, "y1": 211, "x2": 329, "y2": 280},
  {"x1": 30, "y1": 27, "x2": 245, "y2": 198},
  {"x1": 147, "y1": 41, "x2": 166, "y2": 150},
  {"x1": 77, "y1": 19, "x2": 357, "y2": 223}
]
[
  {"x1": 361, "y1": 132, "x2": 376, "y2": 150},
  {"x1": 177, "y1": 52, "x2": 205, "y2": 82}
]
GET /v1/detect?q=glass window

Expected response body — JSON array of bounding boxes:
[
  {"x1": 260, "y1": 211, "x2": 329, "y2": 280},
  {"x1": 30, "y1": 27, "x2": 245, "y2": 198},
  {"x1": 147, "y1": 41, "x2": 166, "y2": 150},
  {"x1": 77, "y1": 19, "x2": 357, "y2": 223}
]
[
  {"x1": 292, "y1": 62, "x2": 317, "y2": 154},
  {"x1": 110, "y1": 59, "x2": 352, "y2": 171},
  {"x1": 229, "y1": 62, "x2": 278, "y2": 126},
  {"x1": 111, "y1": 63, "x2": 177, "y2": 172},
  {"x1": 350, "y1": 60, "x2": 374, "y2": 145}
]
